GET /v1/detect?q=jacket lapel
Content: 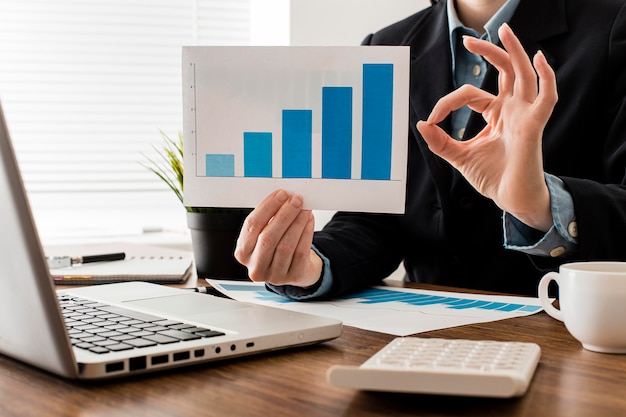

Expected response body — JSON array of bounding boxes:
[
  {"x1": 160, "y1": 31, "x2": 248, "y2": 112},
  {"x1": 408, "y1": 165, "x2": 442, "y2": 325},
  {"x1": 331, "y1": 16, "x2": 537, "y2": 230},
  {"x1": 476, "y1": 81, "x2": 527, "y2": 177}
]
[{"x1": 406, "y1": 3, "x2": 456, "y2": 201}]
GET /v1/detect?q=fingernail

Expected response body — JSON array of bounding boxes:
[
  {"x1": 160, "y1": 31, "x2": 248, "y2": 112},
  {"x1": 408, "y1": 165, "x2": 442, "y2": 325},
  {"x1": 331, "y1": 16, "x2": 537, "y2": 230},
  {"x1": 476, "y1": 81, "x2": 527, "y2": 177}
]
[
  {"x1": 290, "y1": 194, "x2": 303, "y2": 208},
  {"x1": 275, "y1": 189, "x2": 288, "y2": 203}
]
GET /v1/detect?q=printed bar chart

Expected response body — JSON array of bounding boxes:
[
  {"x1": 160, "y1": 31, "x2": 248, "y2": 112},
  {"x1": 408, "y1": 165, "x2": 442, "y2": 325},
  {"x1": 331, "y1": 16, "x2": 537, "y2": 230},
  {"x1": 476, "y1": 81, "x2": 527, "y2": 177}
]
[
  {"x1": 209, "y1": 280, "x2": 546, "y2": 337},
  {"x1": 182, "y1": 46, "x2": 409, "y2": 212},
  {"x1": 203, "y1": 65, "x2": 391, "y2": 181},
  {"x1": 340, "y1": 288, "x2": 542, "y2": 313}
]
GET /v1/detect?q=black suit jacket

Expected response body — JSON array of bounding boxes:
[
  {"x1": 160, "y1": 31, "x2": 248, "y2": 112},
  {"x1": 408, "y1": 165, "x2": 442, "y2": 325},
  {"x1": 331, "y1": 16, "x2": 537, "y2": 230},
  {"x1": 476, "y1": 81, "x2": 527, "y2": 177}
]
[{"x1": 312, "y1": 0, "x2": 626, "y2": 296}]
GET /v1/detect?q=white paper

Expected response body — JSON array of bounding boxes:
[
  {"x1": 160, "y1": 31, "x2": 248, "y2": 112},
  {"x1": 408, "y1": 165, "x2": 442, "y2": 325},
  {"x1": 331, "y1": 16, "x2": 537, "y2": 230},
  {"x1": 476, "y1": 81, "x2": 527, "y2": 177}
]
[
  {"x1": 182, "y1": 46, "x2": 409, "y2": 213},
  {"x1": 207, "y1": 280, "x2": 545, "y2": 337}
]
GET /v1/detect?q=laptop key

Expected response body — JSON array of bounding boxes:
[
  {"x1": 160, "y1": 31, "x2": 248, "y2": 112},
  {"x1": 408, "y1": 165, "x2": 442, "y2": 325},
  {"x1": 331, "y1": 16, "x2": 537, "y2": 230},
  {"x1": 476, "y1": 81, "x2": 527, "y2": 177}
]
[
  {"x1": 168, "y1": 323, "x2": 196, "y2": 330},
  {"x1": 88, "y1": 346, "x2": 111, "y2": 354},
  {"x1": 125, "y1": 338, "x2": 158, "y2": 348},
  {"x1": 158, "y1": 329, "x2": 201, "y2": 341},
  {"x1": 195, "y1": 330, "x2": 226, "y2": 338},
  {"x1": 107, "y1": 343, "x2": 134, "y2": 352},
  {"x1": 111, "y1": 334, "x2": 135, "y2": 342},
  {"x1": 181, "y1": 327, "x2": 225, "y2": 337},
  {"x1": 143, "y1": 334, "x2": 179, "y2": 344},
  {"x1": 93, "y1": 340, "x2": 118, "y2": 347}
]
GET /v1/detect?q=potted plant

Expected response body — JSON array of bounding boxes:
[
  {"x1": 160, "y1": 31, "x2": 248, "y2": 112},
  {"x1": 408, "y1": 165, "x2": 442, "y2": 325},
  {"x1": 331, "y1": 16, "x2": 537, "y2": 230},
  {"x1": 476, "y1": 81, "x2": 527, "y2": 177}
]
[{"x1": 142, "y1": 131, "x2": 251, "y2": 280}]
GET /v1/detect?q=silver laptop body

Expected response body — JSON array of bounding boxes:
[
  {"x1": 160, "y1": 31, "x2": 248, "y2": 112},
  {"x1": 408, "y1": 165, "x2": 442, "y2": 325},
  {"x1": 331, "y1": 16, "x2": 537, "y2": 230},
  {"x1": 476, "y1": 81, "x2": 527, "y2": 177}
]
[{"x1": 0, "y1": 102, "x2": 342, "y2": 380}]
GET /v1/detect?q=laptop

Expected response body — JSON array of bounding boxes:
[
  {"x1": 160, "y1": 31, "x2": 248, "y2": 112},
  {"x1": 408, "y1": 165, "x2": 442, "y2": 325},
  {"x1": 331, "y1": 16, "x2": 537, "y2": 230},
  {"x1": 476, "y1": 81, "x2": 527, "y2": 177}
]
[{"x1": 0, "y1": 102, "x2": 342, "y2": 380}]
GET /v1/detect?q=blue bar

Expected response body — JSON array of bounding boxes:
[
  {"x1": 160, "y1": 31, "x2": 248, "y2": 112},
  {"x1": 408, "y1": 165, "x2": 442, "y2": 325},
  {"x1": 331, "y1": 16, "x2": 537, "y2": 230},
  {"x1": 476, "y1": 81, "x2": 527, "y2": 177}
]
[
  {"x1": 445, "y1": 299, "x2": 479, "y2": 307},
  {"x1": 519, "y1": 305, "x2": 542, "y2": 313},
  {"x1": 205, "y1": 154, "x2": 234, "y2": 177},
  {"x1": 322, "y1": 86, "x2": 352, "y2": 179},
  {"x1": 255, "y1": 293, "x2": 296, "y2": 304},
  {"x1": 406, "y1": 297, "x2": 462, "y2": 306},
  {"x1": 496, "y1": 304, "x2": 524, "y2": 312},
  {"x1": 244, "y1": 132, "x2": 272, "y2": 177},
  {"x1": 362, "y1": 63, "x2": 393, "y2": 180},
  {"x1": 478, "y1": 302, "x2": 508, "y2": 310},
  {"x1": 282, "y1": 110, "x2": 312, "y2": 178},
  {"x1": 220, "y1": 284, "x2": 263, "y2": 292},
  {"x1": 448, "y1": 300, "x2": 493, "y2": 310},
  {"x1": 359, "y1": 293, "x2": 425, "y2": 304}
]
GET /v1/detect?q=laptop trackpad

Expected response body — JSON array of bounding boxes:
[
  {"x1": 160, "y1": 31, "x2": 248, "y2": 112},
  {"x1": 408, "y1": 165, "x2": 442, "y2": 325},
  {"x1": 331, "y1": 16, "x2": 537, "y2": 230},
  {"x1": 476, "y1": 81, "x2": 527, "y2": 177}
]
[{"x1": 123, "y1": 293, "x2": 248, "y2": 318}]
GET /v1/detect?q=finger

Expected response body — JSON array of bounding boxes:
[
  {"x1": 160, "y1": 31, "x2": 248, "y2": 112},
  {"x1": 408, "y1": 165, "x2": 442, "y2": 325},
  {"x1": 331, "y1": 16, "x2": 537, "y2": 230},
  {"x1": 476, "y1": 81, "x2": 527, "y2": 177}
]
[
  {"x1": 463, "y1": 36, "x2": 514, "y2": 94},
  {"x1": 266, "y1": 209, "x2": 313, "y2": 283},
  {"x1": 417, "y1": 120, "x2": 463, "y2": 160},
  {"x1": 235, "y1": 189, "x2": 290, "y2": 263},
  {"x1": 533, "y1": 50, "x2": 558, "y2": 119},
  {"x1": 286, "y1": 212, "x2": 317, "y2": 284},
  {"x1": 498, "y1": 23, "x2": 538, "y2": 101},
  {"x1": 427, "y1": 84, "x2": 496, "y2": 124},
  {"x1": 250, "y1": 193, "x2": 306, "y2": 271}
]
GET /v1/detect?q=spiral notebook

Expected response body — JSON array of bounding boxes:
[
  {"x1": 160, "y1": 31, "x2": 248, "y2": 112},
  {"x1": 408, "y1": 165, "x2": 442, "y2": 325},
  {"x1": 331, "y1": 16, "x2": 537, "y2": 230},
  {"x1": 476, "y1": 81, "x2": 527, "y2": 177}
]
[{"x1": 50, "y1": 255, "x2": 194, "y2": 284}]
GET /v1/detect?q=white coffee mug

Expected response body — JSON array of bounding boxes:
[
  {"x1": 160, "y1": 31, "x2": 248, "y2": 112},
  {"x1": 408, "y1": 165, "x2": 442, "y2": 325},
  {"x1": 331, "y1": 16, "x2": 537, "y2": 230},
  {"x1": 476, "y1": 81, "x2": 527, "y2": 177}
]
[{"x1": 538, "y1": 261, "x2": 626, "y2": 353}]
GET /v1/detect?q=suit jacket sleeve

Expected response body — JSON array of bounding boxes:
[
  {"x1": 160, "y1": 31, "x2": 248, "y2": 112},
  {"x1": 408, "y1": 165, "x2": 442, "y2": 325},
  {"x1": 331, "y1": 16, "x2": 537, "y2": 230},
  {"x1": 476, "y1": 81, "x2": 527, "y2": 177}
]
[{"x1": 558, "y1": 5, "x2": 626, "y2": 261}]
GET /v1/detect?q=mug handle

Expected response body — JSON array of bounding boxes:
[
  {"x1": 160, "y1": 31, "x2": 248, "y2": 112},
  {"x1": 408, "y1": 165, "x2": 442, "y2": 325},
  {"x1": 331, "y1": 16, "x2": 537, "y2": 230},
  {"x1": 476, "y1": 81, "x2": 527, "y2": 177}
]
[{"x1": 538, "y1": 271, "x2": 564, "y2": 322}]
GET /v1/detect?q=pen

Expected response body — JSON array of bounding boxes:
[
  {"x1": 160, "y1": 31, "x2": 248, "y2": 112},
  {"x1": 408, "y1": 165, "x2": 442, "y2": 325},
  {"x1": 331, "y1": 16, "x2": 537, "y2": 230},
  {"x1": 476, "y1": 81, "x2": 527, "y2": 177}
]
[
  {"x1": 53, "y1": 276, "x2": 94, "y2": 281},
  {"x1": 46, "y1": 252, "x2": 126, "y2": 269},
  {"x1": 183, "y1": 286, "x2": 211, "y2": 294},
  {"x1": 183, "y1": 286, "x2": 228, "y2": 298}
]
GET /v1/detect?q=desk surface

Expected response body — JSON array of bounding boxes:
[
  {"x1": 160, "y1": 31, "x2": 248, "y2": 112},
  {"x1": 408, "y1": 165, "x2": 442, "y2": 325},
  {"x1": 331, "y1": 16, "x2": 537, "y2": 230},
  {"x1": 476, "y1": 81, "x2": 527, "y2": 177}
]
[{"x1": 2, "y1": 281, "x2": 626, "y2": 417}]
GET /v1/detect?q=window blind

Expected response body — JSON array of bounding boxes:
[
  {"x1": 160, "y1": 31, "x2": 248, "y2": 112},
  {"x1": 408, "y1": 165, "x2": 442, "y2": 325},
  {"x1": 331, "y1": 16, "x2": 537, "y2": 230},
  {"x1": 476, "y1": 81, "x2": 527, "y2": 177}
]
[{"x1": 0, "y1": 0, "x2": 250, "y2": 238}]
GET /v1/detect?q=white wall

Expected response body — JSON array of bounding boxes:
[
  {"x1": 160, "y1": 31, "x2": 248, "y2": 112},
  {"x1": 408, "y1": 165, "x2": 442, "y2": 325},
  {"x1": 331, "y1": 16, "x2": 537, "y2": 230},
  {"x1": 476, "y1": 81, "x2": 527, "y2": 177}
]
[
  {"x1": 289, "y1": 0, "x2": 430, "y2": 46},
  {"x1": 250, "y1": 0, "x2": 430, "y2": 46}
]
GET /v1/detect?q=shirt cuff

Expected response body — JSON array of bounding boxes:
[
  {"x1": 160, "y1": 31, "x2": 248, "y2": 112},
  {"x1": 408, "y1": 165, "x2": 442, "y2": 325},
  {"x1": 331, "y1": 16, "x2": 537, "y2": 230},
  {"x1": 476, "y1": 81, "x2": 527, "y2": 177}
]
[
  {"x1": 265, "y1": 245, "x2": 334, "y2": 300},
  {"x1": 503, "y1": 173, "x2": 578, "y2": 257}
]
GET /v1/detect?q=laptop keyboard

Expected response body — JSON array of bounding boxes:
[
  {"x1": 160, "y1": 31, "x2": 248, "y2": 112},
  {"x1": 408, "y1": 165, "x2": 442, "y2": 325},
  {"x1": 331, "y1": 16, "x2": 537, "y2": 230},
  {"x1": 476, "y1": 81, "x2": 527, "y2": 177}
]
[{"x1": 58, "y1": 295, "x2": 225, "y2": 354}]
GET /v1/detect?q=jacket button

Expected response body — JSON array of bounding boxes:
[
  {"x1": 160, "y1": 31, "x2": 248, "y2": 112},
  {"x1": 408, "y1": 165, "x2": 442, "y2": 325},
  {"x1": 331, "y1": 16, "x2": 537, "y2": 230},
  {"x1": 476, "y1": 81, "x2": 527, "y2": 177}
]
[
  {"x1": 550, "y1": 246, "x2": 566, "y2": 257},
  {"x1": 472, "y1": 64, "x2": 482, "y2": 77}
]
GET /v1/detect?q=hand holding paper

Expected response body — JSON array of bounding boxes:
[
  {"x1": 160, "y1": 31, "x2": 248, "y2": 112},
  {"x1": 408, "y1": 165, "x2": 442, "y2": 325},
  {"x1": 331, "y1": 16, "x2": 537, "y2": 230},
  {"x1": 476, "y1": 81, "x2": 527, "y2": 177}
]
[{"x1": 235, "y1": 189, "x2": 323, "y2": 288}]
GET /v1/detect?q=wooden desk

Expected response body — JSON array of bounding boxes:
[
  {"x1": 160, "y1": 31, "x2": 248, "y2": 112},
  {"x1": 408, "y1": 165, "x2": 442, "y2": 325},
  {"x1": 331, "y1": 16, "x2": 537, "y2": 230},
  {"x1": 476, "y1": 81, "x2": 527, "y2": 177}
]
[{"x1": 1, "y1": 283, "x2": 625, "y2": 417}]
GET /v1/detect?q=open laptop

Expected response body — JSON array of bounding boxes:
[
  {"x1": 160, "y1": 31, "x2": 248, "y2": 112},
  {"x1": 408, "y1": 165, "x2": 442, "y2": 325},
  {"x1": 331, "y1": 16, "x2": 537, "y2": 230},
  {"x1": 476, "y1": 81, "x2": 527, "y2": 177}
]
[{"x1": 0, "y1": 102, "x2": 342, "y2": 380}]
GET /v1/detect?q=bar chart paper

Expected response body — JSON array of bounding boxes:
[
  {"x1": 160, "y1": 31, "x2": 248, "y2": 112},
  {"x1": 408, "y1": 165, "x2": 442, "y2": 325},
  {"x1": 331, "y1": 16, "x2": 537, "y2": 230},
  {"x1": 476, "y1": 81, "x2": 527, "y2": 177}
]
[
  {"x1": 182, "y1": 46, "x2": 409, "y2": 213},
  {"x1": 207, "y1": 280, "x2": 546, "y2": 337}
]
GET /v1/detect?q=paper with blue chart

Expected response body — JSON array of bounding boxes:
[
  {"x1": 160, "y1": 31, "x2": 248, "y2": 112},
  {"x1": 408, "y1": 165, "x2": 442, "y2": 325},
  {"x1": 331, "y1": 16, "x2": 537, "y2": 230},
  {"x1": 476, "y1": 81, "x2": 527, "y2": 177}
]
[
  {"x1": 182, "y1": 46, "x2": 409, "y2": 213},
  {"x1": 207, "y1": 280, "x2": 544, "y2": 337}
]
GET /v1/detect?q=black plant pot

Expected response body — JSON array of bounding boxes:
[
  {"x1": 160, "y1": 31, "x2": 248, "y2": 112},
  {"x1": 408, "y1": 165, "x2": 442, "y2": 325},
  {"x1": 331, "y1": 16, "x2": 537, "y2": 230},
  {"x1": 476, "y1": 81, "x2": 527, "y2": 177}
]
[{"x1": 186, "y1": 209, "x2": 251, "y2": 280}]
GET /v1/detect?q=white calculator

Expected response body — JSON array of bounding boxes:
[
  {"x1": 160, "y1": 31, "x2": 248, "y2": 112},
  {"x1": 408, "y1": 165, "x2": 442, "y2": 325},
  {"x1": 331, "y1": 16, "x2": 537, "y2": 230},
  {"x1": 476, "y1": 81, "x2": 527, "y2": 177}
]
[{"x1": 327, "y1": 337, "x2": 541, "y2": 398}]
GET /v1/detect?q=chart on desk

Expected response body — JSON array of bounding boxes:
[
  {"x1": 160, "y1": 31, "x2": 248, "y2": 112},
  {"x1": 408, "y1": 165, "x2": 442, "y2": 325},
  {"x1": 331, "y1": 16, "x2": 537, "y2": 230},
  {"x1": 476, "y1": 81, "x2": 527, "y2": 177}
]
[
  {"x1": 182, "y1": 46, "x2": 409, "y2": 213},
  {"x1": 208, "y1": 280, "x2": 545, "y2": 337}
]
